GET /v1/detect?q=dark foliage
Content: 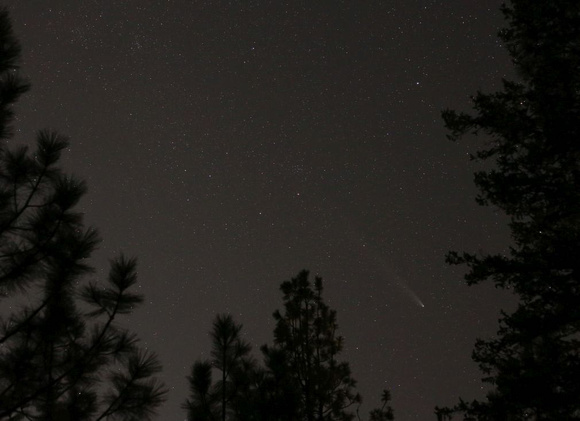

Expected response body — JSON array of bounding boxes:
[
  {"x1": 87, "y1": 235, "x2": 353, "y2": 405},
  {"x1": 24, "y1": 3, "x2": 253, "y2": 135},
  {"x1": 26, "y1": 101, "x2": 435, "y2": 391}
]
[
  {"x1": 0, "y1": 7, "x2": 166, "y2": 420},
  {"x1": 368, "y1": 390, "x2": 394, "y2": 421},
  {"x1": 183, "y1": 314, "x2": 253, "y2": 421},
  {"x1": 440, "y1": 1, "x2": 580, "y2": 419},
  {"x1": 184, "y1": 271, "x2": 393, "y2": 421},
  {"x1": 0, "y1": 8, "x2": 29, "y2": 141},
  {"x1": 263, "y1": 270, "x2": 361, "y2": 421}
]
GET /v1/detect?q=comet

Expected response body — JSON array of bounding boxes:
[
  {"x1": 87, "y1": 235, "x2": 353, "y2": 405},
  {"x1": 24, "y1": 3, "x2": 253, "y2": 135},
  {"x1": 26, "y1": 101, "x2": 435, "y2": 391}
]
[{"x1": 401, "y1": 282, "x2": 425, "y2": 308}]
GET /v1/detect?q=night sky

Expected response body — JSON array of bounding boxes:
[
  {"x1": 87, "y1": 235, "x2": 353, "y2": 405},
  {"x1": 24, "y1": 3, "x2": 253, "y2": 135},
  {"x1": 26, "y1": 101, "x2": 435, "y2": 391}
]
[{"x1": 6, "y1": 1, "x2": 518, "y2": 420}]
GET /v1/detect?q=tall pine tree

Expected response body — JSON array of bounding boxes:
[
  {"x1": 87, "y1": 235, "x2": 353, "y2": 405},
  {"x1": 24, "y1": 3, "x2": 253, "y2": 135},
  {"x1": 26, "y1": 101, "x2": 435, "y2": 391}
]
[
  {"x1": 263, "y1": 270, "x2": 361, "y2": 421},
  {"x1": 0, "y1": 7, "x2": 166, "y2": 420},
  {"x1": 441, "y1": 1, "x2": 580, "y2": 419},
  {"x1": 184, "y1": 273, "x2": 394, "y2": 421},
  {"x1": 184, "y1": 314, "x2": 253, "y2": 421}
]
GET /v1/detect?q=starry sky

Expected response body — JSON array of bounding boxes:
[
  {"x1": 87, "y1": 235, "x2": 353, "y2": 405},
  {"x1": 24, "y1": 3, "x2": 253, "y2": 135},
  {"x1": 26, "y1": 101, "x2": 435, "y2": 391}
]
[{"x1": 6, "y1": 1, "x2": 518, "y2": 420}]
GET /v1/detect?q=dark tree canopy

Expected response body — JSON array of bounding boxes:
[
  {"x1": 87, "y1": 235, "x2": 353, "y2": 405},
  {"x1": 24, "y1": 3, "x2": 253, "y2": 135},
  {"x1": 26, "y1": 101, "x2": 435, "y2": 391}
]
[
  {"x1": 441, "y1": 1, "x2": 580, "y2": 419},
  {"x1": 185, "y1": 271, "x2": 393, "y2": 421},
  {"x1": 183, "y1": 314, "x2": 253, "y2": 421},
  {"x1": 264, "y1": 270, "x2": 361, "y2": 421},
  {"x1": 0, "y1": 7, "x2": 166, "y2": 420},
  {"x1": 0, "y1": 8, "x2": 28, "y2": 142}
]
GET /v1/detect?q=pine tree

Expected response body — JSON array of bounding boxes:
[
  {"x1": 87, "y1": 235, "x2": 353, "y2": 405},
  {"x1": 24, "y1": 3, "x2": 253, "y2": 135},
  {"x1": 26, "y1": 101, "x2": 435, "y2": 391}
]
[
  {"x1": 0, "y1": 7, "x2": 28, "y2": 142},
  {"x1": 263, "y1": 270, "x2": 361, "y2": 421},
  {"x1": 184, "y1": 360, "x2": 218, "y2": 421},
  {"x1": 0, "y1": 7, "x2": 166, "y2": 420},
  {"x1": 368, "y1": 390, "x2": 394, "y2": 421},
  {"x1": 440, "y1": 1, "x2": 580, "y2": 419},
  {"x1": 184, "y1": 314, "x2": 252, "y2": 421},
  {"x1": 256, "y1": 345, "x2": 301, "y2": 421},
  {"x1": 184, "y1": 275, "x2": 394, "y2": 421}
]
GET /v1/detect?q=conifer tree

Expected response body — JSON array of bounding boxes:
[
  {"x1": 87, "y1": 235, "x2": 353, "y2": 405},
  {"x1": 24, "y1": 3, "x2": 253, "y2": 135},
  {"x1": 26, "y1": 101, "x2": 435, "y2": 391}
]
[
  {"x1": 441, "y1": 0, "x2": 580, "y2": 419},
  {"x1": 0, "y1": 7, "x2": 166, "y2": 420},
  {"x1": 184, "y1": 314, "x2": 252, "y2": 421},
  {"x1": 256, "y1": 345, "x2": 302, "y2": 421},
  {"x1": 368, "y1": 390, "x2": 394, "y2": 421},
  {"x1": 184, "y1": 275, "x2": 395, "y2": 421},
  {"x1": 263, "y1": 270, "x2": 361, "y2": 421}
]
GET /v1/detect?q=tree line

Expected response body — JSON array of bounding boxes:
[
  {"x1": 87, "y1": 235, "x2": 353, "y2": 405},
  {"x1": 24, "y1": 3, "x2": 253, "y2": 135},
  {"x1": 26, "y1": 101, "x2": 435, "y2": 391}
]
[
  {"x1": 183, "y1": 272, "x2": 393, "y2": 421},
  {"x1": 0, "y1": 0, "x2": 579, "y2": 419}
]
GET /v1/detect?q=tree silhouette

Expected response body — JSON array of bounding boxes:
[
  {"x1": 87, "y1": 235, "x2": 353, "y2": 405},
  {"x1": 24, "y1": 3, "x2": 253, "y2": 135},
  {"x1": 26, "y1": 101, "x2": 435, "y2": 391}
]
[
  {"x1": 184, "y1": 314, "x2": 253, "y2": 421},
  {"x1": 183, "y1": 360, "x2": 217, "y2": 421},
  {"x1": 440, "y1": 0, "x2": 580, "y2": 419},
  {"x1": 257, "y1": 344, "x2": 302, "y2": 421},
  {"x1": 0, "y1": 7, "x2": 166, "y2": 420},
  {"x1": 263, "y1": 270, "x2": 361, "y2": 421},
  {"x1": 368, "y1": 390, "x2": 394, "y2": 421},
  {"x1": 184, "y1": 274, "x2": 394, "y2": 421},
  {"x1": 0, "y1": 8, "x2": 28, "y2": 141}
]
